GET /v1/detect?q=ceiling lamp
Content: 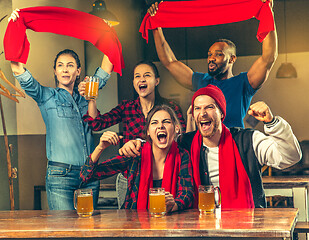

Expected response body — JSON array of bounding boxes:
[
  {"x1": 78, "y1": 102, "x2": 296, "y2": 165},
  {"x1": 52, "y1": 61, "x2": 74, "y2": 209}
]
[
  {"x1": 90, "y1": 0, "x2": 119, "y2": 26},
  {"x1": 276, "y1": 0, "x2": 297, "y2": 78}
]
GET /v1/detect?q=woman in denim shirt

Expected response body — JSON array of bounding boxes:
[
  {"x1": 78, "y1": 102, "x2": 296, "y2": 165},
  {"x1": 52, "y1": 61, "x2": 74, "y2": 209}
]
[
  {"x1": 7, "y1": 4, "x2": 115, "y2": 210},
  {"x1": 11, "y1": 47, "x2": 113, "y2": 210}
]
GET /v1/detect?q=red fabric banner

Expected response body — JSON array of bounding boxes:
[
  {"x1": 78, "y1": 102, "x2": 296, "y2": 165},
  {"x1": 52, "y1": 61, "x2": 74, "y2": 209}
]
[
  {"x1": 140, "y1": 0, "x2": 274, "y2": 43},
  {"x1": 190, "y1": 126, "x2": 254, "y2": 209},
  {"x1": 4, "y1": 6, "x2": 125, "y2": 75}
]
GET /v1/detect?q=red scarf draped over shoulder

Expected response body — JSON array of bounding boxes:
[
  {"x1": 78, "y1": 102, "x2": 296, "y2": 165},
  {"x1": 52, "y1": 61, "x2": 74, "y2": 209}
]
[
  {"x1": 137, "y1": 141, "x2": 181, "y2": 209},
  {"x1": 140, "y1": 0, "x2": 274, "y2": 43},
  {"x1": 191, "y1": 125, "x2": 254, "y2": 208},
  {"x1": 3, "y1": 6, "x2": 124, "y2": 75}
]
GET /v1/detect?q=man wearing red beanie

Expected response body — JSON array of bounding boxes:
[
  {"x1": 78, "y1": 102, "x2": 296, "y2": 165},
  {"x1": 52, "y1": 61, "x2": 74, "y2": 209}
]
[
  {"x1": 148, "y1": 0, "x2": 277, "y2": 129},
  {"x1": 177, "y1": 85, "x2": 301, "y2": 208},
  {"x1": 119, "y1": 84, "x2": 301, "y2": 208}
]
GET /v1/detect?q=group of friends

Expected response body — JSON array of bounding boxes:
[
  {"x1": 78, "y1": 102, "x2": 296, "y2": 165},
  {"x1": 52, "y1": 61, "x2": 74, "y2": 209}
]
[{"x1": 7, "y1": 0, "x2": 302, "y2": 212}]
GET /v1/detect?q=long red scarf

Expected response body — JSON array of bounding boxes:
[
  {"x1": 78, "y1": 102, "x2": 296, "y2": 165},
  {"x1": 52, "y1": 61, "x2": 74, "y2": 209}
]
[
  {"x1": 137, "y1": 141, "x2": 181, "y2": 209},
  {"x1": 140, "y1": 0, "x2": 274, "y2": 43},
  {"x1": 3, "y1": 6, "x2": 125, "y2": 75},
  {"x1": 190, "y1": 126, "x2": 254, "y2": 208}
]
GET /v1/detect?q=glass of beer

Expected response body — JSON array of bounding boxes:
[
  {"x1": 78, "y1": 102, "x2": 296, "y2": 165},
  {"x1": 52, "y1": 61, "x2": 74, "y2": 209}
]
[
  {"x1": 149, "y1": 187, "x2": 166, "y2": 217},
  {"x1": 74, "y1": 189, "x2": 94, "y2": 217},
  {"x1": 84, "y1": 76, "x2": 99, "y2": 100},
  {"x1": 198, "y1": 185, "x2": 221, "y2": 214}
]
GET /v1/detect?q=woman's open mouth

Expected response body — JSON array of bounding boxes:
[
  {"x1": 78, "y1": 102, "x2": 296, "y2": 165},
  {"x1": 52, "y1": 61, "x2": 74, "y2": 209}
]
[
  {"x1": 139, "y1": 84, "x2": 147, "y2": 91},
  {"x1": 157, "y1": 132, "x2": 167, "y2": 144}
]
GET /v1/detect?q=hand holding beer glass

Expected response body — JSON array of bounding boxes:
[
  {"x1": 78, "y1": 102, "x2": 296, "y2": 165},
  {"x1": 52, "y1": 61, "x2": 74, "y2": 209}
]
[
  {"x1": 149, "y1": 187, "x2": 166, "y2": 217},
  {"x1": 74, "y1": 189, "x2": 94, "y2": 217},
  {"x1": 198, "y1": 185, "x2": 221, "y2": 214},
  {"x1": 84, "y1": 76, "x2": 99, "y2": 100}
]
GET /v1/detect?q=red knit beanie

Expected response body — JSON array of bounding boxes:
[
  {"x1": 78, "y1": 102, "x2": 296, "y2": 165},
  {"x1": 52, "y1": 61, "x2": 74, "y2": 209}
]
[{"x1": 191, "y1": 85, "x2": 226, "y2": 121}]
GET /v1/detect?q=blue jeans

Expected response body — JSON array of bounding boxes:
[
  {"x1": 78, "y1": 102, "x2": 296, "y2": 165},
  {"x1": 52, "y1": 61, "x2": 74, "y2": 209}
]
[{"x1": 46, "y1": 162, "x2": 100, "y2": 210}]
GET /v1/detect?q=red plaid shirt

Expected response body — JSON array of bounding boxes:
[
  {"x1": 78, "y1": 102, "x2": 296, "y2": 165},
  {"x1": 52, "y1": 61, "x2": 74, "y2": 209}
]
[
  {"x1": 83, "y1": 97, "x2": 186, "y2": 143},
  {"x1": 80, "y1": 145, "x2": 194, "y2": 210}
]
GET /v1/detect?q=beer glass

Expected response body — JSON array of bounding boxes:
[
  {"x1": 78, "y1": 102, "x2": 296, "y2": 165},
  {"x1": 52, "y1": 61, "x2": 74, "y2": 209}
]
[
  {"x1": 149, "y1": 187, "x2": 166, "y2": 217},
  {"x1": 84, "y1": 76, "x2": 99, "y2": 100},
  {"x1": 198, "y1": 185, "x2": 221, "y2": 214},
  {"x1": 74, "y1": 189, "x2": 94, "y2": 217}
]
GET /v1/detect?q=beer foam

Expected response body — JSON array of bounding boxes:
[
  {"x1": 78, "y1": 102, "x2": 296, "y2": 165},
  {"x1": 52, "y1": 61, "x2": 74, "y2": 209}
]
[{"x1": 149, "y1": 193, "x2": 164, "y2": 196}]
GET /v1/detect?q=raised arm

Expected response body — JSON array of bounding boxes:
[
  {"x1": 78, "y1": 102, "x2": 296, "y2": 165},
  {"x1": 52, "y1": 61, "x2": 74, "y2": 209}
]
[
  {"x1": 147, "y1": 1, "x2": 194, "y2": 90},
  {"x1": 11, "y1": 59, "x2": 48, "y2": 102},
  {"x1": 9, "y1": 9, "x2": 25, "y2": 76},
  {"x1": 185, "y1": 105, "x2": 196, "y2": 133},
  {"x1": 249, "y1": 102, "x2": 302, "y2": 169},
  {"x1": 87, "y1": 100, "x2": 98, "y2": 119},
  {"x1": 79, "y1": 54, "x2": 113, "y2": 118},
  {"x1": 11, "y1": 61, "x2": 25, "y2": 76},
  {"x1": 78, "y1": 82, "x2": 98, "y2": 119},
  {"x1": 100, "y1": 54, "x2": 113, "y2": 75},
  {"x1": 247, "y1": 1, "x2": 278, "y2": 89},
  {"x1": 80, "y1": 131, "x2": 127, "y2": 184},
  {"x1": 152, "y1": 27, "x2": 193, "y2": 90},
  {"x1": 91, "y1": 131, "x2": 123, "y2": 163}
]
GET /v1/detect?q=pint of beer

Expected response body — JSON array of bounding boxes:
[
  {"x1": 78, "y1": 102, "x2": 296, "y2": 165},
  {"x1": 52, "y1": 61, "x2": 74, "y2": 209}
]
[
  {"x1": 149, "y1": 188, "x2": 166, "y2": 217},
  {"x1": 198, "y1": 185, "x2": 221, "y2": 214},
  {"x1": 84, "y1": 76, "x2": 99, "y2": 100},
  {"x1": 74, "y1": 189, "x2": 94, "y2": 217}
]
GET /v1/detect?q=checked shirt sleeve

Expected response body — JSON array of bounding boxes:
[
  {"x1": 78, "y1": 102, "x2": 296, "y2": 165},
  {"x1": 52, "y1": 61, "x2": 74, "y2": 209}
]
[
  {"x1": 175, "y1": 148, "x2": 195, "y2": 210},
  {"x1": 83, "y1": 101, "x2": 126, "y2": 131},
  {"x1": 80, "y1": 154, "x2": 133, "y2": 184}
]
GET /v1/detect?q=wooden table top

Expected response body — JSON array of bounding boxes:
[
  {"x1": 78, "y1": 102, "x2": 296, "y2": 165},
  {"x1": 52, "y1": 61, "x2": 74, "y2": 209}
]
[
  {"x1": 0, "y1": 208, "x2": 298, "y2": 239},
  {"x1": 263, "y1": 176, "x2": 309, "y2": 188}
]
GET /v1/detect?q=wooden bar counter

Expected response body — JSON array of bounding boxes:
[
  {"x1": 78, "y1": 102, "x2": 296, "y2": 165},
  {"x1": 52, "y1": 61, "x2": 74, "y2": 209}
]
[{"x1": 0, "y1": 208, "x2": 298, "y2": 239}]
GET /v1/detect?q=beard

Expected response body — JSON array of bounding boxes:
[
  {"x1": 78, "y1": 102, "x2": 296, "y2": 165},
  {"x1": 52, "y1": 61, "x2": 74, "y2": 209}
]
[
  {"x1": 208, "y1": 60, "x2": 228, "y2": 77},
  {"x1": 208, "y1": 64, "x2": 224, "y2": 77},
  {"x1": 208, "y1": 67, "x2": 222, "y2": 77},
  {"x1": 197, "y1": 117, "x2": 220, "y2": 139}
]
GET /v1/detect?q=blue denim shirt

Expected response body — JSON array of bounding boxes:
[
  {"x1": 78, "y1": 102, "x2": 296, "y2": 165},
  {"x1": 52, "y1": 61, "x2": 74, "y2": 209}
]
[{"x1": 15, "y1": 67, "x2": 110, "y2": 166}]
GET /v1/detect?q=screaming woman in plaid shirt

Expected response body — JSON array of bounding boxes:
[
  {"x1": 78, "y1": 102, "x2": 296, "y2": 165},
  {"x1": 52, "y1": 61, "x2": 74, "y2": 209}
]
[
  {"x1": 81, "y1": 60, "x2": 186, "y2": 144},
  {"x1": 80, "y1": 105, "x2": 194, "y2": 212}
]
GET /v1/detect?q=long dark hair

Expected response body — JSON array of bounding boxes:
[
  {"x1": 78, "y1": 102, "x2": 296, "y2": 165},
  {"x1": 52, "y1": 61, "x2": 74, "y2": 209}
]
[
  {"x1": 53, "y1": 49, "x2": 81, "y2": 88},
  {"x1": 132, "y1": 60, "x2": 170, "y2": 106},
  {"x1": 143, "y1": 104, "x2": 181, "y2": 143}
]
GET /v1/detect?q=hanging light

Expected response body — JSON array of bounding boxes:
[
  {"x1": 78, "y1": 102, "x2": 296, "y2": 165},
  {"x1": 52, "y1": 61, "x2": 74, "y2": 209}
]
[
  {"x1": 90, "y1": 0, "x2": 119, "y2": 26},
  {"x1": 276, "y1": 0, "x2": 297, "y2": 78}
]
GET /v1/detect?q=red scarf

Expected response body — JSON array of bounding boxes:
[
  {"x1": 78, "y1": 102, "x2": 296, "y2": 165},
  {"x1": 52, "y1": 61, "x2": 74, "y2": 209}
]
[
  {"x1": 140, "y1": 0, "x2": 274, "y2": 43},
  {"x1": 191, "y1": 125, "x2": 254, "y2": 208},
  {"x1": 3, "y1": 6, "x2": 125, "y2": 75},
  {"x1": 137, "y1": 141, "x2": 181, "y2": 209}
]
